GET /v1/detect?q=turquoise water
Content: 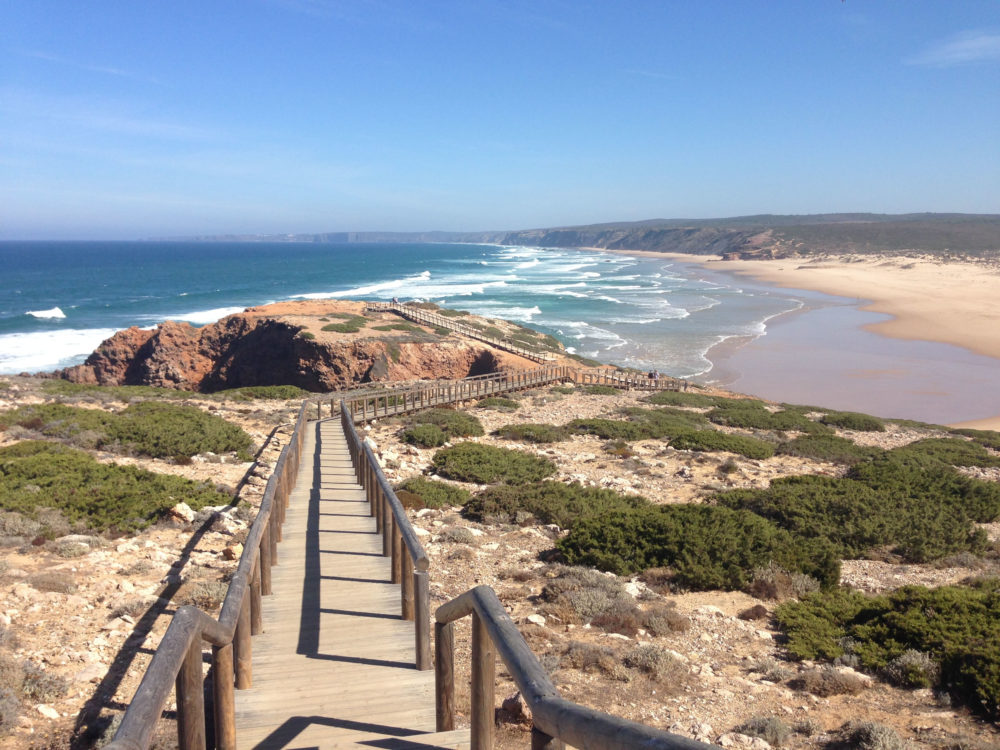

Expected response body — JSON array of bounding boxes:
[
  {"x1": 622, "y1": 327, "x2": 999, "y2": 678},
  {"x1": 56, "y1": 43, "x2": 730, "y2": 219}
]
[{"x1": 0, "y1": 241, "x2": 801, "y2": 377}]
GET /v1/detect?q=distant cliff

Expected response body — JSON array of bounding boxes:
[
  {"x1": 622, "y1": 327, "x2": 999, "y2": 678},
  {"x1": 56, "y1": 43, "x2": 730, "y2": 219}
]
[
  {"x1": 55, "y1": 302, "x2": 535, "y2": 392},
  {"x1": 498, "y1": 214, "x2": 1000, "y2": 259}
]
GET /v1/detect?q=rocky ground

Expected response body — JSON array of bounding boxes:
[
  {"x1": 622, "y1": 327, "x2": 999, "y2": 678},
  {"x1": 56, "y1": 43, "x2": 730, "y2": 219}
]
[
  {"x1": 0, "y1": 377, "x2": 299, "y2": 748},
  {"x1": 365, "y1": 386, "x2": 1000, "y2": 750},
  {"x1": 1, "y1": 376, "x2": 998, "y2": 749}
]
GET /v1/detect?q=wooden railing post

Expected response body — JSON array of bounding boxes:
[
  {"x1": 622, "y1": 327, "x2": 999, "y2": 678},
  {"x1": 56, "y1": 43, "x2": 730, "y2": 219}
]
[
  {"x1": 250, "y1": 560, "x2": 262, "y2": 635},
  {"x1": 176, "y1": 638, "x2": 206, "y2": 750},
  {"x1": 234, "y1": 592, "x2": 252, "y2": 689},
  {"x1": 401, "y1": 554, "x2": 414, "y2": 620},
  {"x1": 259, "y1": 523, "x2": 272, "y2": 596},
  {"x1": 415, "y1": 571, "x2": 431, "y2": 670},
  {"x1": 435, "y1": 621, "x2": 455, "y2": 731},
  {"x1": 212, "y1": 641, "x2": 236, "y2": 750},
  {"x1": 470, "y1": 611, "x2": 495, "y2": 750}
]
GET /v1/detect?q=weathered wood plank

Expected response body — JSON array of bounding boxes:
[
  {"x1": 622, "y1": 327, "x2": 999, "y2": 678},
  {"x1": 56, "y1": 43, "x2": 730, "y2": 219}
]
[{"x1": 234, "y1": 418, "x2": 437, "y2": 748}]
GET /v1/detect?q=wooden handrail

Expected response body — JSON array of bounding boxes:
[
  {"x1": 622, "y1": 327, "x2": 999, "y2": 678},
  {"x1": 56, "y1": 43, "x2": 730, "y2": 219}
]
[
  {"x1": 366, "y1": 301, "x2": 560, "y2": 363},
  {"x1": 340, "y1": 400, "x2": 432, "y2": 670},
  {"x1": 106, "y1": 401, "x2": 310, "y2": 750},
  {"x1": 435, "y1": 586, "x2": 716, "y2": 750}
]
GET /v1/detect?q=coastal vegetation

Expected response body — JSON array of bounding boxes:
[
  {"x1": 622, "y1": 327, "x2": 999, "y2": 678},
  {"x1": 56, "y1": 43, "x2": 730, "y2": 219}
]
[
  {"x1": 0, "y1": 441, "x2": 228, "y2": 533},
  {"x1": 431, "y1": 443, "x2": 556, "y2": 485},
  {"x1": 0, "y1": 401, "x2": 254, "y2": 461},
  {"x1": 394, "y1": 476, "x2": 470, "y2": 509},
  {"x1": 401, "y1": 408, "x2": 483, "y2": 447}
]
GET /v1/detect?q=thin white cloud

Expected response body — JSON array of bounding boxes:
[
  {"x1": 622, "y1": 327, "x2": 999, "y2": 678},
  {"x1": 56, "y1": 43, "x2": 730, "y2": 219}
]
[
  {"x1": 906, "y1": 30, "x2": 1000, "y2": 67},
  {"x1": 20, "y1": 50, "x2": 162, "y2": 84},
  {"x1": 0, "y1": 88, "x2": 210, "y2": 140}
]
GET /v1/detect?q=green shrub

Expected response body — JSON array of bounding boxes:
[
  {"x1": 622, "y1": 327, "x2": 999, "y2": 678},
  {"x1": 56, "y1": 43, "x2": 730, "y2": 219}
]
[
  {"x1": 299, "y1": 331, "x2": 315, "y2": 340},
  {"x1": 669, "y1": 430, "x2": 775, "y2": 459},
  {"x1": 707, "y1": 400, "x2": 830, "y2": 434},
  {"x1": 891, "y1": 437, "x2": 1000, "y2": 468},
  {"x1": 405, "y1": 408, "x2": 483, "y2": 439},
  {"x1": 582, "y1": 384, "x2": 619, "y2": 395},
  {"x1": 539, "y1": 565, "x2": 635, "y2": 625},
  {"x1": 557, "y1": 504, "x2": 840, "y2": 590},
  {"x1": 438, "y1": 308, "x2": 470, "y2": 317},
  {"x1": 951, "y1": 427, "x2": 1000, "y2": 451},
  {"x1": 215, "y1": 385, "x2": 309, "y2": 401},
  {"x1": 40, "y1": 381, "x2": 204, "y2": 401},
  {"x1": 568, "y1": 407, "x2": 706, "y2": 442},
  {"x1": 402, "y1": 424, "x2": 447, "y2": 448},
  {"x1": 476, "y1": 397, "x2": 519, "y2": 411},
  {"x1": 464, "y1": 481, "x2": 648, "y2": 528},
  {"x1": 719, "y1": 450, "x2": 1000, "y2": 563},
  {"x1": 776, "y1": 434, "x2": 881, "y2": 464},
  {"x1": 0, "y1": 441, "x2": 228, "y2": 532},
  {"x1": 431, "y1": 443, "x2": 555, "y2": 485},
  {"x1": 494, "y1": 423, "x2": 569, "y2": 444},
  {"x1": 820, "y1": 410, "x2": 886, "y2": 432},
  {"x1": 645, "y1": 391, "x2": 723, "y2": 408},
  {"x1": 433, "y1": 327, "x2": 451, "y2": 336},
  {"x1": 395, "y1": 477, "x2": 470, "y2": 509},
  {"x1": 110, "y1": 402, "x2": 254, "y2": 459},
  {"x1": 550, "y1": 386, "x2": 576, "y2": 395},
  {"x1": 837, "y1": 721, "x2": 906, "y2": 750},
  {"x1": 0, "y1": 402, "x2": 254, "y2": 460},
  {"x1": 371, "y1": 323, "x2": 422, "y2": 332},
  {"x1": 775, "y1": 580, "x2": 1000, "y2": 718},
  {"x1": 321, "y1": 316, "x2": 367, "y2": 333}
]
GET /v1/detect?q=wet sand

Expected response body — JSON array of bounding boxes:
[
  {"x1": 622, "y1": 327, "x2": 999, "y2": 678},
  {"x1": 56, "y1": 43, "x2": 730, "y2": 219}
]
[{"x1": 594, "y1": 249, "x2": 1000, "y2": 429}]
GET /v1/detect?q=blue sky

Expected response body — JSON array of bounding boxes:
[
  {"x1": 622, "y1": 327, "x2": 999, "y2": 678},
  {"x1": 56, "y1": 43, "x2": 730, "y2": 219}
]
[{"x1": 2, "y1": 1, "x2": 998, "y2": 239}]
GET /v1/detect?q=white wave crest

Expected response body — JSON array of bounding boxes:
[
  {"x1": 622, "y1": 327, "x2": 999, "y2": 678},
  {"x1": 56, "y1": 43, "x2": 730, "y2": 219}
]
[
  {"x1": 460, "y1": 304, "x2": 541, "y2": 322},
  {"x1": 0, "y1": 328, "x2": 119, "y2": 374},
  {"x1": 168, "y1": 307, "x2": 246, "y2": 324},
  {"x1": 26, "y1": 306, "x2": 66, "y2": 319}
]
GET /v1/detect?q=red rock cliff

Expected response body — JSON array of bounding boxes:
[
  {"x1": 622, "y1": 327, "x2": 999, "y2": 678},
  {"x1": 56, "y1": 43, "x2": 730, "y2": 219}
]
[{"x1": 57, "y1": 308, "x2": 526, "y2": 392}]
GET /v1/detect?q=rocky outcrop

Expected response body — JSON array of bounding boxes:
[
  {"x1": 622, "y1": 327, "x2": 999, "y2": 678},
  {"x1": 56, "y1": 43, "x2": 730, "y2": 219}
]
[{"x1": 57, "y1": 310, "x2": 515, "y2": 393}]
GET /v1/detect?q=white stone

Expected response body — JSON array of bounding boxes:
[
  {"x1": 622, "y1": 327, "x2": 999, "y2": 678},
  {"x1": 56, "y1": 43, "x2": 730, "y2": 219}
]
[
  {"x1": 525, "y1": 614, "x2": 546, "y2": 626},
  {"x1": 36, "y1": 704, "x2": 60, "y2": 719}
]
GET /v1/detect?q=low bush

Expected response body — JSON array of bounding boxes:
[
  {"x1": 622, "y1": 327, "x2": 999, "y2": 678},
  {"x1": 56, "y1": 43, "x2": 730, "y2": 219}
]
[
  {"x1": 494, "y1": 423, "x2": 568, "y2": 444},
  {"x1": 836, "y1": 721, "x2": 906, "y2": 750},
  {"x1": 775, "y1": 579, "x2": 1000, "y2": 718},
  {"x1": 568, "y1": 407, "x2": 707, "y2": 442},
  {"x1": 558, "y1": 504, "x2": 840, "y2": 590},
  {"x1": 776, "y1": 434, "x2": 881, "y2": 464},
  {"x1": 476, "y1": 397, "x2": 519, "y2": 411},
  {"x1": 747, "y1": 562, "x2": 820, "y2": 601},
  {"x1": 882, "y1": 649, "x2": 940, "y2": 688},
  {"x1": 394, "y1": 477, "x2": 470, "y2": 509},
  {"x1": 539, "y1": 566, "x2": 635, "y2": 626},
  {"x1": 645, "y1": 390, "x2": 724, "y2": 408},
  {"x1": 820, "y1": 410, "x2": 886, "y2": 432},
  {"x1": 431, "y1": 443, "x2": 555, "y2": 485},
  {"x1": 560, "y1": 641, "x2": 622, "y2": 677},
  {"x1": 642, "y1": 602, "x2": 691, "y2": 635},
  {"x1": 582, "y1": 384, "x2": 619, "y2": 395},
  {"x1": 215, "y1": 385, "x2": 308, "y2": 401},
  {"x1": 707, "y1": 400, "x2": 830, "y2": 434},
  {"x1": 40, "y1": 381, "x2": 203, "y2": 401},
  {"x1": 402, "y1": 424, "x2": 446, "y2": 448},
  {"x1": 623, "y1": 644, "x2": 685, "y2": 682},
  {"x1": 321, "y1": 316, "x2": 368, "y2": 333},
  {"x1": 733, "y1": 717, "x2": 791, "y2": 748},
  {"x1": 438, "y1": 308, "x2": 470, "y2": 317},
  {"x1": 788, "y1": 666, "x2": 867, "y2": 697},
  {"x1": 371, "y1": 323, "x2": 422, "y2": 332},
  {"x1": 405, "y1": 408, "x2": 483, "y2": 439},
  {"x1": 951, "y1": 427, "x2": 1000, "y2": 451},
  {"x1": 549, "y1": 386, "x2": 576, "y2": 395},
  {"x1": 890, "y1": 437, "x2": 1000, "y2": 468},
  {"x1": 464, "y1": 481, "x2": 647, "y2": 528},
  {"x1": 0, "y1": 441, "x2": 229, "y2": 532},
  {"x1": 718, "y1": 458, "x2": 998, "y2": 563},
  {"x1": 0, "y1": 401, "x2": 254, "y2": 460},
  {"x1": 669, "y1": 430, "x2": 775, "y2": 459}
]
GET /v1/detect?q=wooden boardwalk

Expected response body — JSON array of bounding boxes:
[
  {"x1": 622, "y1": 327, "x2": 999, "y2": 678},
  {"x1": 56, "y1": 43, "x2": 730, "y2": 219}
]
[{"x1": 234, "y1": 419, "x2": 465, "y2": 749}]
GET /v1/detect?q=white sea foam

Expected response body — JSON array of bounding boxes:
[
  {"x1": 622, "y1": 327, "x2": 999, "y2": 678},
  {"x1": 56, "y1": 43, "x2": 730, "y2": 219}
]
[
  {"x1": 168, "y1": 307, "x2": 246, "y2": 324},
  {"x1": 26, "y1": 306, "x2": 66, "y2": 319},
  {"x1": 0, "y1": 328, "x2": 119, "y2": 374},
  {"x1": 595, "y1": 295, "x2": 625, "y2": 304},
  {"x1": 460, "y1": 304, "x2": 542, "y2": 322},
  {"x1": 514, "y1": 258, "x2": 540, "y2": 269}
]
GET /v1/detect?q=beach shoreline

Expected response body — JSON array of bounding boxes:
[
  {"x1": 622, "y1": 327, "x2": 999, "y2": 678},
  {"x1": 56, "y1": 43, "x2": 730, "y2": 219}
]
[{"x1": 582, "y1": 247, "x2": 1000, "y2": 430}]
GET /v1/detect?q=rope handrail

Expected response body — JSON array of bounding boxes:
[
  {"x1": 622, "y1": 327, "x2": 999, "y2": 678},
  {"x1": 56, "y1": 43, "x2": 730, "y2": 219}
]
[
  {"x1": 106, "y1": 401, "x2": 310, "y2": 750},
  {"x1": 435, "y1": 585, "x2": 716, "y2": 750},
  {"x1": 340, "y1": 400, "x2": 432, "y2": 669}
]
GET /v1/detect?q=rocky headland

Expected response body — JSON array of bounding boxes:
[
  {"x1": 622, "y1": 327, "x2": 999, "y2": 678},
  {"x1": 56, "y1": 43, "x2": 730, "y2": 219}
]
[{"x1": 55, "y1": 301, "x2": 558, "y2": 393}]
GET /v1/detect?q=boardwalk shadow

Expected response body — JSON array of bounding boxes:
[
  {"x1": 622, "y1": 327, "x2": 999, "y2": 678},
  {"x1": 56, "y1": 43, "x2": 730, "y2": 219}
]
[{"x1": 251, "y1": 715, "x2": 422, "y2": 750}]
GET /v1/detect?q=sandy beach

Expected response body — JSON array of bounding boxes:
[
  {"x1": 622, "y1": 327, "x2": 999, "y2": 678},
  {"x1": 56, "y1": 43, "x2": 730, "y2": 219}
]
[{"x1": 595, "y1": 249, "x2": 1000, "y2": 430}]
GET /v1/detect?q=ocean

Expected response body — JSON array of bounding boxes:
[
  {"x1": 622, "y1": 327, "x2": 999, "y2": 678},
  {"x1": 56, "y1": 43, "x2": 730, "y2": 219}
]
[
  {"x1": 0, "y1": 241, "x2": 801, "y2": 378},
  {"x1": 3, "y1": 240, "x2": 999, "y2": 425}
]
